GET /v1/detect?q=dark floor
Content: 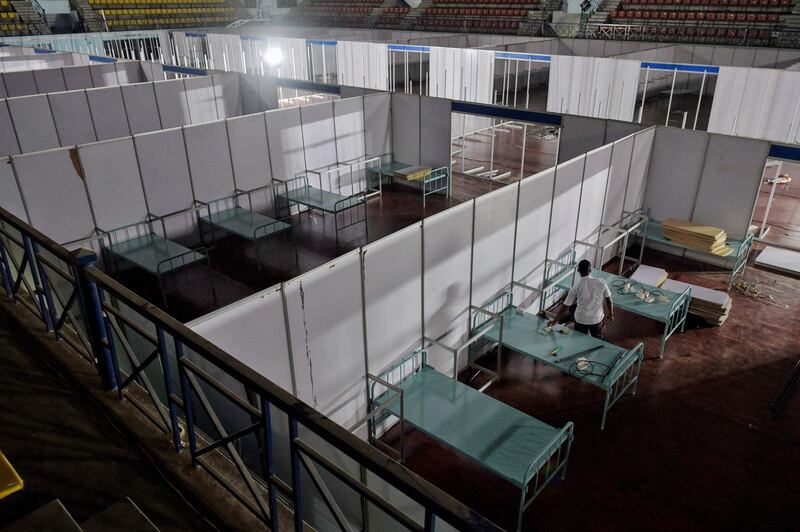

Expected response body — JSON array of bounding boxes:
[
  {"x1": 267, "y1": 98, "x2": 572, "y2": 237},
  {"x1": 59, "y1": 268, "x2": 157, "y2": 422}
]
[
  {"x1": 0, "y1": 312, "x2": 215, "y2": 531},
  {"x1": 110, "y1": 176, "x2": 510, "y2": 323},
  {"x1": 384, "y1": 249, "x2": 800, "y2": 531}
]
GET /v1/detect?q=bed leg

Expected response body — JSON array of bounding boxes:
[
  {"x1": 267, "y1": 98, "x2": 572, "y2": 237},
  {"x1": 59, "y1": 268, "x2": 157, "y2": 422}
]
[
  {"x1": 659, "y1": 321, "x2": 669, "y2": 359},
  {"x1": 157, "y1": 273, "x2": 168, "y2": 310},
  {"x1": 601, "y1": 389, "x2": 611, "y2": 430},
  {"x1": 516, "y1": 487, "x2": 527, "y2": 532}
]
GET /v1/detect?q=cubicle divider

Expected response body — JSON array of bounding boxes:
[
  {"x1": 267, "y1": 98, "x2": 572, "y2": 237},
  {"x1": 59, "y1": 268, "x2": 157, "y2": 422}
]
[
  {"x1": 0, "y1": 73, "x2": 277, "y2": 156},
  {"x1": 0, "y1": 52, "x2": 88, "y2": 73},
  {"x1": 0, "y1": 60, "x2": 165, "y2": 98},
  {"x1": 0, "y1": 94, "x2": 387, "y2": 248},
  {"x1": 188, "y1": 127, "x2": 656, "y2": 446},
  {"x1": 643, "y1": 127, "x2": 770, "y2": 259}
]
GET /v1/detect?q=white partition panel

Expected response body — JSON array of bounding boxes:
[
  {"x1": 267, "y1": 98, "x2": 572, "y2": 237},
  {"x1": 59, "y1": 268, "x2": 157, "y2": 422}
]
[
  {"x1": 391, "y1": 94, "x2": 420, "y2": 165},
  {"x1": 514, "y1": 168, "x2": 555, "y2": 294},
  {"x1": 121, "y1": 83, "x2": 162, "y2": 135},
  {"x1": 32, "y1": 69, "x2": 67, "y2": 94},
  {"x1": 623, "y1": 128, "x2": 655, "y2": 215},
  {"x1": 7, "y1": 95, "x2": 60, "y2": 153},
  {"x1": 266, "y1": 107, "x2": 306, "y2": 179},
  {"x1": 547, "y1": 156, "x2": 585, "y2": 260},
  {"x1": 227, "y1": 114, "x2": 272, "y2": 192},
  {"x1": 134, "y1": 128, "x2": 194, "y2": 216},
  {"x1": 114, "y1": 62, "x2": 142, "y2": 85},
  {"x1": 80, "y1": 138, "x2": 148, "y2": 231},
  {"x1": 86, "y1": 87, "x2": 130, "y2": 141},
  {"x1": 643, "y1": 127, "x2": 707, "y2": 222},
  {"x1": 471, "y1": 184, "x2": 518, "y2": 307},
  {"x1": 420, "y1": 96, "x2": 451, "y2": 168},
  {"x1": 89, "y1": 63, "x2": 119, "y2": 87},
  {"x1": 333, "y1": 97, "x2": 365, "y2": 163},
  {"x1": 763, "y1": 71, "x2": 800, "y2": 144},
  {"x1": 213, "y1": 74, "x2": 242, "y2": 119},
  {"x1": 423, "y1": 200, "x2": 474, "y2": 375},
  {"x1": 300, "y1": 101, "x2": 338, "y2": 171},
  {"x1": 363, "y1": 93, "x2": 391, "y2": 157},
  {"x1": 153, "y1": 79, "x2": 190, "y2": 128},
  {"x1": 363, "y1": 223, "x2": 422, "y2": 375},
  {"x1": 609, "y1": 59, "x2": 640, "y2": 121},
  {"x1": 49, "y1": 91, "x2": 97, "y2": 147},
  {"x1": 577, "y1": 145, "x2": 612, "y2": 243},
  {"x1": 184, "y1": 76, "x2": 218, "y2": 124},
  {"x1": 0, "y1": 156, "x2": 26, "y2": 221},
  {"x1": 62, "y1": 65, "x2": 93, "y2": 90},
  {"x1": 707, "y1": 67, "x2": 750, "y2": 135},
  {"x1": 284, "y1": 251, "x2": 366, "y2": 428},
  {"x1": 602, "y1": 135, "x2": 633, "y2": 228},
  {"x1": 3, "y1": 71, "x2": 37, "y2": 97},
  {"x1": 692, "y1": 134, "x2": 768, "y2": 240},
  {"x1": 577, "y1": 145, "x2": 612, "y2": 264},
  {"x1": 13, "y1": 148, "x2": 95, "y2": 244},
  {"x1": 0, "y1": 101, "x2": 20, "y2": 156},
  {"x1": 190, "y1": 285, "x2": 295, "y2": 393},
  {"x1": 184, "y1": 121, "x2": 235, "y2": 202}
]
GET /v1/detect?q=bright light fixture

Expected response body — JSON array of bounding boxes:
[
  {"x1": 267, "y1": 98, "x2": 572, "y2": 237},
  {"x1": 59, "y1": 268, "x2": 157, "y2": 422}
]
[{"x1": 262, "y1": 48, "x2": 283, "y2": 66}]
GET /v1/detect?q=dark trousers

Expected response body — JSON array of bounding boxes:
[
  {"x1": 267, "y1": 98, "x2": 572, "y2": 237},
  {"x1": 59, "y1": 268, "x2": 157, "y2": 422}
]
[{"x1": 575, "y1": 321, "x2": 606, "y2": 340}]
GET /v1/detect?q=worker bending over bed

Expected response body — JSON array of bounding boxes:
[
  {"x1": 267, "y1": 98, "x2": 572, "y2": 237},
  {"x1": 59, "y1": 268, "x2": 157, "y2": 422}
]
[{"x1": 548, "y1": 259, "x2": 614, "y2": 340}]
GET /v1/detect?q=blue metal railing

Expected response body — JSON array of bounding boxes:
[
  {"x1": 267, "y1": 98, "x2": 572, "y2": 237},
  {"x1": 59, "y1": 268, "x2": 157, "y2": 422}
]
[{"x1": 0, "y1": 205, "x2": 500, "y2": 531}]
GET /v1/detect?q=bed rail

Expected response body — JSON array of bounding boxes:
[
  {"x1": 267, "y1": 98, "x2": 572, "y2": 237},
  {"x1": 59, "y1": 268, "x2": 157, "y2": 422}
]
[
  {"x1": 597, "y1": 341, "x2": 644, "y2": 430},
  {"x1": 365, "y1": 347, "x2": 428, "y2": 463},
  {"x1": 542, "y1": 249, "x2": 577, "y2": 310},
  {"x1": 517, "y1": 421, "x2": 574, "y2": 531},
  {"x1": 424, "y1": 305, "x2": 504, "y2": 389},
  {"x1": 272, "y1": 174, "x2": 309, "y2": 218}
]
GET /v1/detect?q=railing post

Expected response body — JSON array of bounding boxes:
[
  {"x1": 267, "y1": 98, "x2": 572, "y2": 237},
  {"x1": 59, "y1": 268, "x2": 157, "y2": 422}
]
[
  {"x1": 22, "y1": 234, "x2": 52, "y2": 331},
  {"x1": 156, "y1": 325, "x2": 183, "y2": 452},
  {"x1": 175, "y1": 340, "x2": 198, "y2": 463},
  {"x1": 0, "y1": 237, "x2": 13, "y2": 297},
  {"x1": 73, "y1": 255, "x2": 118, "y2": 391},
  {"x1": 289, "y1": 416, "x2": 304, "y2": 532},
  {"x1": 425, "y1": 508, "x2": 436, "y2": 531},
  {"x1": 261, "y1": 397, "x2": 280, "y2": 531}
]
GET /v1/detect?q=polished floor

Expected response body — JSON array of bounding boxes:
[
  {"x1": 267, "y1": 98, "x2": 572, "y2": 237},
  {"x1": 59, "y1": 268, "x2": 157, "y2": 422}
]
[
  {"x1": 384, "y1": 248, "x2": 800, "y2": 531},
  {"x1": 108, "y1": 172, "x2": 517, "y2": 323}
]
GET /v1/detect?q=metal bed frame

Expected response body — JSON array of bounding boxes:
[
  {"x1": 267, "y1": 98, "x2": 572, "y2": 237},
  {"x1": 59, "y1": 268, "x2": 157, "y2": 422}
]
[
  {"x1": 366, "y1": 347, "x2": 574, "y2": 532},
  {"x1": 547, "y1": 248, "x2": 692, "y2": 358},
  {"x1": 195, "y1": 189, "x2": 297, "y2": 271},
  {"x1": 367, "y1": 152, "x2": 451, "y2": 207},
  {"x1": 473, "y1": 289, "x2": 645, "y2": 430},
  {"x1": 630, "y1": 209, "x2": 755, "y2": 291},
  {"x1": 100, "y1": 216, "x2": 216, "y2": 309},
  {"x1": 272, "y1": 173, "x2": 368, "y2": 250}
]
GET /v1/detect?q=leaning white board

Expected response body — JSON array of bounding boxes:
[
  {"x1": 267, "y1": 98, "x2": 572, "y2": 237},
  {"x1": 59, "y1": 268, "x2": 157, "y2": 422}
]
[{"x1": 755, "y1": 246, "x2": 800, "y2": 276}]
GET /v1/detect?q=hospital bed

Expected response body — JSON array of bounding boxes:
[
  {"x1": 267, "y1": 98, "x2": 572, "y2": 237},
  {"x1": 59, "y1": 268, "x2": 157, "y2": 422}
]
[
  {"x1": 196, "y1": 191, "x2": 296, "y2": 271},
  {"x1": 368, "y1": 348, "x2": 574, "y2": 532},
  {"x1": 100, "y1": 217, "x2": 216, "y2": 309},
  {"x1": 474, "y1": 289, "x2": 644, "y2": 430},
  {"x1": 366, "y1": 153, "x2": 450, "y2": 208},
  {"x1": 633, "y1": 214, "x2": 754, "y2": 291},
  {"x1": 551, "y1": 250, "x2": 692, "y2": 358},
  {"x1": 273, "y1": 173, "x2": 368, "y2": 250}
]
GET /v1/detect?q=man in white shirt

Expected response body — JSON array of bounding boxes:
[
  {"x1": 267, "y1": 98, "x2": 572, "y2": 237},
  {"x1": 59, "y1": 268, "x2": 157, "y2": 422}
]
[{"x1": 548, "y1": 259, "x2": 614, "y2": 340}]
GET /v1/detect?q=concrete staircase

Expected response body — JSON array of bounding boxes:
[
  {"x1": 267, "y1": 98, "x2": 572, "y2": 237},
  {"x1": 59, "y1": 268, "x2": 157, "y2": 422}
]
[
  {"x1": 3, "y1": 498, "x2": 158, "y2": 532},
  {"x1": 9, "y1": 0, "x2": 50, "y2": 33},
  {"x1": 588, "y1": 0, "x2": 617, "y2": 24},
  {"x1": 70, "y1": 0, "x2": 106, "y2": 32}
]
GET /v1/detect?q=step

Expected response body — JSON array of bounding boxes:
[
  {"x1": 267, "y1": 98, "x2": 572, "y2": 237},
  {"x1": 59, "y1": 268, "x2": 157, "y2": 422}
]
[
  {"x1": 3, "y1": 500, "x2": 82, "y2": 532},
  {"x1": 81, "y1": 498, "x2": 158, "y2": 532}
]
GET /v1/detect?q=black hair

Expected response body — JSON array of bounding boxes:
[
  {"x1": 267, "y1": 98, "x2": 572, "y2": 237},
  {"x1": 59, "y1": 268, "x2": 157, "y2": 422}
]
[{"x1": 578, "y1": 259, "x2": 591, "y2": 276}]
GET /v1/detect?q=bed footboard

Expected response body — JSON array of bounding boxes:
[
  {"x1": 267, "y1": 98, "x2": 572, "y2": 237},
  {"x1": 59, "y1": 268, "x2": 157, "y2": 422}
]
[
  {"x1": 516, "y1": 422, "x2": 575, "y2": 532},
  {"x1": 599, "y1": 341, "x2": 644, "y2": 430}
]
